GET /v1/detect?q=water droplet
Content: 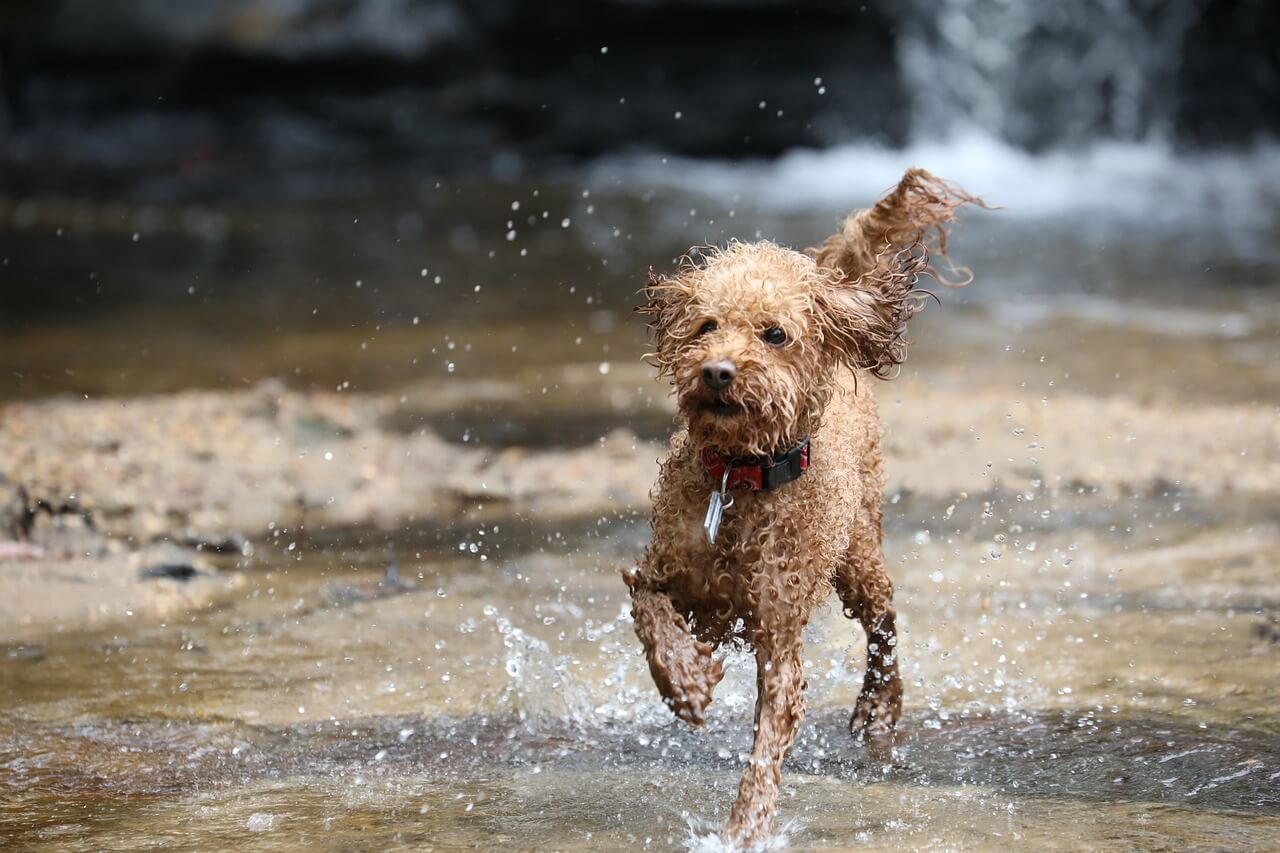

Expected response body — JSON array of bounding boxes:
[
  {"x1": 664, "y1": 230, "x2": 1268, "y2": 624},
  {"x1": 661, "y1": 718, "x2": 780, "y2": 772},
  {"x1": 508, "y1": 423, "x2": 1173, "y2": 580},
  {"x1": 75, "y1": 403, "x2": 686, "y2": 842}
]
[{"x1": 247, "y1": 813, "x2": 276, "y2": 832}]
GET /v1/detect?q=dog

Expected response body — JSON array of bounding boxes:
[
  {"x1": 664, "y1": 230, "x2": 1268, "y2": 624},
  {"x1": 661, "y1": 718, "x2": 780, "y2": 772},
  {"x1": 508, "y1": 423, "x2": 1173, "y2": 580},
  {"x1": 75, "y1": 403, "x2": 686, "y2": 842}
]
[{"x1": 623, "y1": 168, "x2": 983, "y2": 847}]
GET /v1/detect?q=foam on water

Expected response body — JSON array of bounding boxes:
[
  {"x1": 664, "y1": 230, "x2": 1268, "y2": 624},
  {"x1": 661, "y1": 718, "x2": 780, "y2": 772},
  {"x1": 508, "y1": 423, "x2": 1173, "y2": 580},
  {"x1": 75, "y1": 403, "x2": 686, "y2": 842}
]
[{"x1": 591, "y1": 131, "x2": 1280, "y2": 230}]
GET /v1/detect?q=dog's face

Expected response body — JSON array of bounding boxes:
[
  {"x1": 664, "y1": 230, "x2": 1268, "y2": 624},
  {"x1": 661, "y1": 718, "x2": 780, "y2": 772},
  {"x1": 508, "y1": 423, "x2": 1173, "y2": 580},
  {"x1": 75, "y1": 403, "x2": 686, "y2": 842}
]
[
  {"x1": 641, "y1": 241, "x2": 892, "y2": 457},
  {"x1": 640, "y1": 170, "x2": 979, "y2": 457}
]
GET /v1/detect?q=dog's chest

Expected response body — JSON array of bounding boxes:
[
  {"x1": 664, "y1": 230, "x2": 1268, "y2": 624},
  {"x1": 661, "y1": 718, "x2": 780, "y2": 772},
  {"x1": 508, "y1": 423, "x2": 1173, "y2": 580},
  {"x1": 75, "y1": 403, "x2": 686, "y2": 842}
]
[{"x1": 688, "y1": 481, "x2": 853, "y2": 574}]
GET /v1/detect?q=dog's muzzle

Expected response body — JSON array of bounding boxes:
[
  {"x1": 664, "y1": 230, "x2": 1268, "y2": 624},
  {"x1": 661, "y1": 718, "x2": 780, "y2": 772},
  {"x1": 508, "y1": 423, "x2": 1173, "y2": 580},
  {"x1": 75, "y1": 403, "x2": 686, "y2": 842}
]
[{"x1": 701, "y1": 359, "x2": 736, "y2": 391}]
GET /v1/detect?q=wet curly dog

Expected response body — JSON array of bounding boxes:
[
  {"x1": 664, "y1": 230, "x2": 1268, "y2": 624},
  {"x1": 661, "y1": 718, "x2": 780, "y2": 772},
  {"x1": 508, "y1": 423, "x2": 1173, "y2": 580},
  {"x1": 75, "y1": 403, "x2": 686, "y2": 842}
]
[{"x1": 624, "y1": 169, "x2": 983, "y2": 847}]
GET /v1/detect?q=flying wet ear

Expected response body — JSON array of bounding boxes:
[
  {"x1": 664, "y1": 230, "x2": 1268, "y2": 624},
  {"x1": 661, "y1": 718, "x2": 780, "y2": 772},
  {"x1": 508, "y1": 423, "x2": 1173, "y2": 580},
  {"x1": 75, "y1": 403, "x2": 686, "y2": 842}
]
[
  {"x1": 809, "y1": 167, "x2": 983, "y2": 288},
  {"x1": 813, "y1": 272, "x2": 927, "y2": 378},
  {"x1": 808, "y1": 168, "x2": 986, "y2": 377}
]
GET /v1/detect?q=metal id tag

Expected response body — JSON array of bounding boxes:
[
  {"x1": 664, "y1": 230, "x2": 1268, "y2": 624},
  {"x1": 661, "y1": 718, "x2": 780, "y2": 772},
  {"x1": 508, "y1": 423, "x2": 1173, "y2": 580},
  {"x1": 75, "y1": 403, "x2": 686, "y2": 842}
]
[{"x1": 703, "y1": 467, "x2": 734, "y2": 545}]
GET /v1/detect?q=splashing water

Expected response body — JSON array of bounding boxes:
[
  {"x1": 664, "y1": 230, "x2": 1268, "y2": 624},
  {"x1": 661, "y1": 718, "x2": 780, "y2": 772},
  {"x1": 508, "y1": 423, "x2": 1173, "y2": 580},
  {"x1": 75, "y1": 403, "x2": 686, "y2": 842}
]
[
  {"x1": 1, "y1": 494, "x2": 1276, "y2": 849},
  {"x1": 488, "y1": 605, "x2": 596, "y2": 728},
  {"x1": 683, "y1": 816, "x2": 798, "y2": 853}
]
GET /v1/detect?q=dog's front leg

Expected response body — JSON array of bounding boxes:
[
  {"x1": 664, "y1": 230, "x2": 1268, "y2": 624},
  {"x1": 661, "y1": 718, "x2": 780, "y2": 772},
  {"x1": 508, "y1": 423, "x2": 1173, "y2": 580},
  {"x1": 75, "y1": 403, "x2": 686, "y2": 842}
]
[
  {"x1": 724, "y1": 631, "x2": 806, "y2": 848},
  {"x1": 624, "y1": 572, "x2": 724, "y2": 725}
]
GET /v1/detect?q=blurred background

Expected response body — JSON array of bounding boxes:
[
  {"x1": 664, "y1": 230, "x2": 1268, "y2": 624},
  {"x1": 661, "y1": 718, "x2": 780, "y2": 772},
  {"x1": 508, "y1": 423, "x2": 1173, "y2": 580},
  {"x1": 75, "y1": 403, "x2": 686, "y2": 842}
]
[
  {"x1": 2, "y1": 4, "x2": 1279, "y2": 850},
  {"x1": 2, "y1": 0, "x2": 1277, "y2": 417}
]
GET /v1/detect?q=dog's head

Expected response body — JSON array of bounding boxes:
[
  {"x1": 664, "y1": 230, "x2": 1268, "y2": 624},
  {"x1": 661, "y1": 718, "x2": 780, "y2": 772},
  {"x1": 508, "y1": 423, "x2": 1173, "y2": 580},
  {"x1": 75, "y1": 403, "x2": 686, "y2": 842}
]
[
  {"x1": 640, "y1": 241, "x2": 874, "y2": 457},
  {"x1": 640, "y1": 169, "x2": 982, "y2": 457}
]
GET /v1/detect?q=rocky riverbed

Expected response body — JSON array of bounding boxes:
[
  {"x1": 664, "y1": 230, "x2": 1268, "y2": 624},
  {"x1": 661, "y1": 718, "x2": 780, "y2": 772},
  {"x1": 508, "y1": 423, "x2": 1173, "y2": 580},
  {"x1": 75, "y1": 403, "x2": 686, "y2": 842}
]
[
  {"x1": 2, "y1": 168, "x2": 1278, "y2": 849},
  {"x1": 3, "y1": 374, "x2": 1275, "y2": 641}
]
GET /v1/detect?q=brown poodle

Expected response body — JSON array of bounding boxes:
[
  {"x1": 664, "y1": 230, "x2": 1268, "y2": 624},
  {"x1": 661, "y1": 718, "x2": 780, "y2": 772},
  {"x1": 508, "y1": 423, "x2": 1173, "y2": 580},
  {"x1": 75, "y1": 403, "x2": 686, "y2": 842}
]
[{"x1": 623, "y1": 168, "x2": 983, "y2": 847}]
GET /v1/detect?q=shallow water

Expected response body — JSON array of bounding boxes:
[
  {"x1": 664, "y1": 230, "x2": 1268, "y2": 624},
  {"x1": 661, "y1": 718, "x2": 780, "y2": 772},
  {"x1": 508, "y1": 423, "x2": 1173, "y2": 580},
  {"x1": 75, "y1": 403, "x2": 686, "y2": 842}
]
[
  {"x1": 2, "y1": 492, "x2": 1277, "y2": 850},
  {"x1": 4, "y1": 150, "x2": 1280, "y2": 410},
  {"x1": 3, "y1": 147, "x2": 1279, "y2": 849}
]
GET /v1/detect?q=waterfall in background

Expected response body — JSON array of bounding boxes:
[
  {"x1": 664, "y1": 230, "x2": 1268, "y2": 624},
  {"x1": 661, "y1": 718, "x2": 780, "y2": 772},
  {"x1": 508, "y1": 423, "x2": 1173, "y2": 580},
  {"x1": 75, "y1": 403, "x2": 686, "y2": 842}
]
[
  {"x1": 893, "y1": 0, "x2": 1204, "y2": 147},
  {"x1": 2, "y1": 0, "x2": 1277, "y2": 223},
  {"x1": 590, "y1": 0, "x2": 1279, "y2": 231}
]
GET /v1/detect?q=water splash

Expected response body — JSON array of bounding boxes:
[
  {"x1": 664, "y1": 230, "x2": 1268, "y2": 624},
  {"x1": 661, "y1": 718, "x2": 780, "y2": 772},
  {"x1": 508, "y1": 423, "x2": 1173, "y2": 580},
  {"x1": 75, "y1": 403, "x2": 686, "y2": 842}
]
[
  {"x1": 486, "y1": 605, "x2": 595, "y2": 728},
  {"x1": 683, "y1": 814, "x2": 799, "y2": 853}
]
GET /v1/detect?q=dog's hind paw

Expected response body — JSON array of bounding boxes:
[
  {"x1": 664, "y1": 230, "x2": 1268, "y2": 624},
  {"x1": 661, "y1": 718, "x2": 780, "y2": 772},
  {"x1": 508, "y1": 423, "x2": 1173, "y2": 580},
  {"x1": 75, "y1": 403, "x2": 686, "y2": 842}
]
[
  {"x1": 850, "y1": 685, "x2": 901, "y2": 740},
  {"x1": 654, "y1": 639, "x2": 724, "y2": 726}
]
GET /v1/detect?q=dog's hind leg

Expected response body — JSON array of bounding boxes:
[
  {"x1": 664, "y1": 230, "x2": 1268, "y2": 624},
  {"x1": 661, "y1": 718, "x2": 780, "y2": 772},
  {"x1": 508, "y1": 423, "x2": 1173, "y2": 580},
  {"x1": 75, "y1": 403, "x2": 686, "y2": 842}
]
[
  {"x1": 834, "y1": 539, "x2": 903, "y2": 739},
  {"x1": 623, "y1": 571, "x2": 724, "y2": 725}
]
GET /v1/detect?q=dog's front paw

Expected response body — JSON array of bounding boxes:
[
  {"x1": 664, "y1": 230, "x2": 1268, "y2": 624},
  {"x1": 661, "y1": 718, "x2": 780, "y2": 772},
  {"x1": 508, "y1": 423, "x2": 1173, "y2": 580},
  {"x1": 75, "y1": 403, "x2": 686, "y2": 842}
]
[
  {"x1": 850, "y1": 675, "x2": 902, "y2": 739},
  {"x1": 652, "y1": 638, "x2": 724, "y2": 726}
]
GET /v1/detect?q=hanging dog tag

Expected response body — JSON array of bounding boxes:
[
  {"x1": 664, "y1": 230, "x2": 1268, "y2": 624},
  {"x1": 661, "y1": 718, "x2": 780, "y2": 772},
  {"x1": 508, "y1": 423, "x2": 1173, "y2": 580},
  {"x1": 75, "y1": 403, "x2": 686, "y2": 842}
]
[
  {"x1": 703, "y1": 490, "x2": 725, "y2": 545},
  {"x1": 703, "y1": 467, "x2": 734, "y2": 545}
]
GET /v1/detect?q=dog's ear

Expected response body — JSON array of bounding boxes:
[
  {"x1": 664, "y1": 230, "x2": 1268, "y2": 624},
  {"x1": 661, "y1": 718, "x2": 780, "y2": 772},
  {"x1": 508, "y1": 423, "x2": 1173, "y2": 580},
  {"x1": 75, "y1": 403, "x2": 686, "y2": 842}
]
[
  {"x1": 808, "y1": 168, "x2": 985, "y2": 378},
  {"x1": 636, "y1": 265, "x2": 697, "y2": 376}
]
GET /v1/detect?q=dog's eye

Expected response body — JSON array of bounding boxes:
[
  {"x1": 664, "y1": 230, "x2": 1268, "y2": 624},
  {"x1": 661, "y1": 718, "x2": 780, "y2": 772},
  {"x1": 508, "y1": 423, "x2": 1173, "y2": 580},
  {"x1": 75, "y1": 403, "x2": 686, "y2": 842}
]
[
  {"x1": 697, "y1": 320, "x2": 718, "y2": 336},
  {"x1": 762, "y1": 327, "x2": 787, "y2": 346}
]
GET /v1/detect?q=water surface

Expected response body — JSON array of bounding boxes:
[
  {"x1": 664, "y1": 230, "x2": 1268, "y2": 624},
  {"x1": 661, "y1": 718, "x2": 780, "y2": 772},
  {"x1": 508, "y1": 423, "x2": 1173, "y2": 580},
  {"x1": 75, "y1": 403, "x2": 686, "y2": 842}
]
[
  {"x1": 2, "y1": 145, "x2": 1278, "y2": 849},
  {"x1": 2, "y1": 492, "x2": 1276, "y2": 850}
]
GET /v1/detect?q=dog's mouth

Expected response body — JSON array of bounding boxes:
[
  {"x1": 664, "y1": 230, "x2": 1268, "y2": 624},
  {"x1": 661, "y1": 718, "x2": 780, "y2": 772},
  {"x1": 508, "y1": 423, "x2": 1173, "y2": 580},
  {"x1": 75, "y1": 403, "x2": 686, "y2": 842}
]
[{"x1": 701, "y1": 399, "x2": 743, "y2": 417}]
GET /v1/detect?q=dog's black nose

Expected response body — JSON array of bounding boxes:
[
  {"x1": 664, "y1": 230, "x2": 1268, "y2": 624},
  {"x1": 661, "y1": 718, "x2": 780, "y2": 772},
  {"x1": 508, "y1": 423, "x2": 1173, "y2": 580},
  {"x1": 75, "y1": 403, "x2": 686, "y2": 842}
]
[{"x1": 701, "y1": 359, "x2": 737, "y2": 391}]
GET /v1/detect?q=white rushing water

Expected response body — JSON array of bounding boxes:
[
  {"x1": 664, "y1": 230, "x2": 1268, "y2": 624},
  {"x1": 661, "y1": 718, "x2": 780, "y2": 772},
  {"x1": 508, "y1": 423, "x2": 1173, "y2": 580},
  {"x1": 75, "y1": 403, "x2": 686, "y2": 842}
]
[{"x1": 590, "y1": 131, "x2": 1280, "y2": 232}]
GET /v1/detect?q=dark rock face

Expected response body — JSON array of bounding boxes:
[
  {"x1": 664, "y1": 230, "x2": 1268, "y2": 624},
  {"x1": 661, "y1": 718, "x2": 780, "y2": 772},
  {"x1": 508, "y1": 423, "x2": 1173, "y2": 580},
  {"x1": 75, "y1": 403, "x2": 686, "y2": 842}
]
[
  {"x1": 1177, "y1": 0, "x2": 1280, "y2": 146},
  {"x1": 0, "y1": 0, "x2": 1275, "y2": 196},
  {"x1": 0, "y1": 1, "x2": 902, "y2": 195},
  {"x1": 470, "y1": 2, "x2": 906, "y2": 159}
]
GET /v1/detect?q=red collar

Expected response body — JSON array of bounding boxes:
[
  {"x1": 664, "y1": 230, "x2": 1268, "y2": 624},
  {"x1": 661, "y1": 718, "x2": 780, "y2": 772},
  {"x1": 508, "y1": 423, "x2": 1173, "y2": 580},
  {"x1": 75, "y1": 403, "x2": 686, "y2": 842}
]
[{"x1": 700, "y1": 437, "x2": 811, "y2": 492}]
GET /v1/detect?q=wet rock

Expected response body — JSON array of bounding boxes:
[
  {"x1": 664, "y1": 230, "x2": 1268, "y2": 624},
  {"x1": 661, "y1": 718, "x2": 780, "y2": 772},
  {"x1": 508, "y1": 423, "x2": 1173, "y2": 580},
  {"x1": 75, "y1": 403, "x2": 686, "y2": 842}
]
[
  {"x1": 172, "y1": 532, "x2": 252, "y2": 556},
  {"x1": 321, "y1": 577, "x2": 415, "y2": 609},
  {"x1": 1254, "y1": 614, "x2": 1280, "y2": 646},
  {"x1": 0, "y1": 0, "x2": 1274, "y2": 217},
  {"x1": 139, "y1": 563, "x2": 201, "y2": 582},
  {"x1": 4, "y1": 643, "x2": 45, "y2": 662},
  {"x1": 5, "y1": 383, "x2": 1279, "y2": 538},
  {"x1": 4, "y1": 1, "x2": 903, "y2": 194},
  {"x1": 0, "y1": 475, "x2": 31, "y2": 539}
]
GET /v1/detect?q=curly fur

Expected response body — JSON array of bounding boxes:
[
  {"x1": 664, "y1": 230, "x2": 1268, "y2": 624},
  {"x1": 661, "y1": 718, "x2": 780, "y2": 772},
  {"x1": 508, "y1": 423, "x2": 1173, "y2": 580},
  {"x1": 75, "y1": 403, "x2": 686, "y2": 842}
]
[
  {"x1": 626, "y1": 168, "x2": 982, "y2": 847},
  {"x1": 808, "y1": 167, "x2": 986, "y2": 378}
]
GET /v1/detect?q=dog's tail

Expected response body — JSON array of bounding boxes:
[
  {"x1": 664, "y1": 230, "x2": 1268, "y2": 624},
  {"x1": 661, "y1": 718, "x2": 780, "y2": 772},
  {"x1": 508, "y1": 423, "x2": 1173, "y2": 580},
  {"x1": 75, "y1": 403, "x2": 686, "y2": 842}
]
[{"x1": 809, "y1": 167, "x2": 986, "y2": 290}]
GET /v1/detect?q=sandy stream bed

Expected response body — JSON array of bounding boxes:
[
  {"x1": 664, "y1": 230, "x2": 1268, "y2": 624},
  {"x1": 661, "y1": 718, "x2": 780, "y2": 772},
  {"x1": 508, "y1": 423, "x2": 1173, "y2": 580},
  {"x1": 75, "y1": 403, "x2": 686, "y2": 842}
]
[{"x1": 1, "y1": 375, "x2": 1276, "y2": 642}]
